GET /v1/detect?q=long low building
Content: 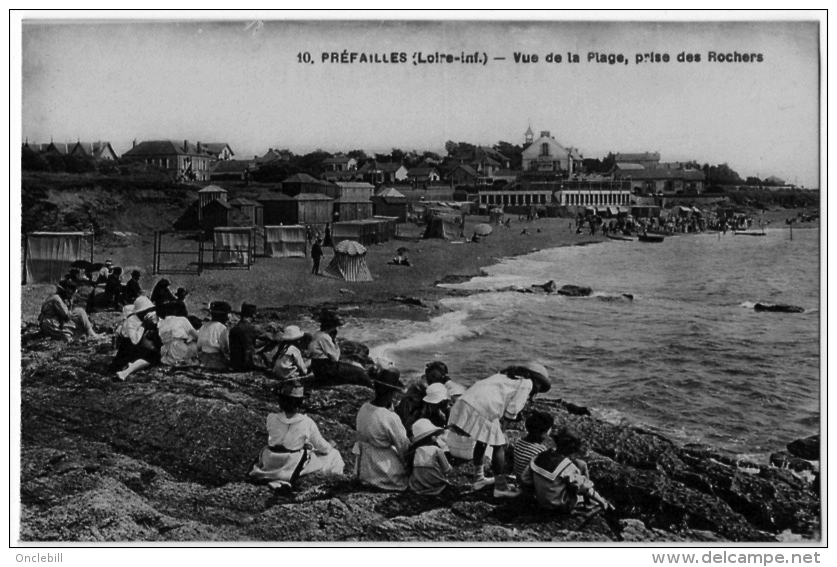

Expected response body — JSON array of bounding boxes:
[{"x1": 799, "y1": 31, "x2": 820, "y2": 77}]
[
  {"x1": 476, "y1": 189, "x2": 553, "y2": 207},
  {"x1": 555, "y1": 189, "x2": 632, "y2": 207}
]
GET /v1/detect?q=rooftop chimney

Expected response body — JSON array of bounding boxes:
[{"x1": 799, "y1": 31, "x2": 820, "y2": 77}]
[
  {"x1": 132, "y1": 139, "x2": 136, "y2": 148},
  {"x1": 197, "y1": 141, "x2": 202, "y2": 153},
  {"x1": 184, "y1": 139, "x2": 189, "y2": 152}
]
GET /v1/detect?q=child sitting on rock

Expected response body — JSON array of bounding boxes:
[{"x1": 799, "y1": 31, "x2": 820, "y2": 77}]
[
  {"x1": 406, "y1": 419, "x2": 453, "y2": 495},
  {"x1": 249, "y1": 380, "x2": 344, "y2": 492},
  {"x1": 520, "y1": 427, "x2": 613, "y2": 513},
  {"x1": 513, "y1": 410, "x2": 553, "y2": 483}
]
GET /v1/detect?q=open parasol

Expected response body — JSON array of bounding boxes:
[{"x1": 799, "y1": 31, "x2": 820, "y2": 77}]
[{"x1": 473, "y1": 223, "x2": 493, "y2": 237}]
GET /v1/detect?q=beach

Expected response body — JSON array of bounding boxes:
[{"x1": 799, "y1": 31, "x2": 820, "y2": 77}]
[{"x1": 17, "y1": 210, "x2": 821, "y2": 543}]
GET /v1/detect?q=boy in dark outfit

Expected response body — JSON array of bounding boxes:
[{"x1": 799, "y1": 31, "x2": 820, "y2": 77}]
[
  {"x1": 228, "y1": 302, "x2": 269, "y2": 371},
  {"x1": 124, "y1": 270, "x2": 143, "y2": 303}
]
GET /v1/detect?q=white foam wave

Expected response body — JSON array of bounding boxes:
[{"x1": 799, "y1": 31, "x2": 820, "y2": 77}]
[
  {"x1": 739, "y1": 301, "x2": 756, "y2": 309},
  {"x1": 369, "y1": 310, "x2": 475, "y2": 362}
]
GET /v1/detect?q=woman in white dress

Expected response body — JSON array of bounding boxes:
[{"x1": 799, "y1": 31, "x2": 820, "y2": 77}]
[
  {"x1": 197, "y1": 301, "x2": 231, "y2": 371},
  {"x1": 447, "y1": 361, "x2": 551, "y2": 498},
  {"x1": 353, "y1": 366, "x2": 409, "y2": 492},
  {"x1": 157, "y1": 302, "x2": 199, "y2": 367},
  {"x1": 249, "y1": 381, "x2": 344, "y2": 491}
]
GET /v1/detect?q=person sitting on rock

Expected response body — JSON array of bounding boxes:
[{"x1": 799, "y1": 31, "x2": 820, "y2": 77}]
[
  {"x1": 109, "y1": 296, "x2": 161, "y2": 381},
  {"x1": 520, "y1": 427, "x2": 613, "y2": 513},
  {"x1": 512, "y1": 410, "x2": 553, "y2": 484},
  {"x1": 102, "y1": 266, "x2": 126, "y2": 309},
  {"x1": 157, "y1": 301, "x2": 199, "y2": 367},
  {"x1": 197, "y1": 301, "x2": 231, "y2": 371},
  {"x1": 38, "y1": 281, "x2": 104, "y2": 342},
  {"x1": 406, "y1": 419, "x2": 453, "y2": 496},
  {"x1": 124, "y1": 270, "x2": 143, "y2": 304},
  {"x1": 271, "y1": 325, "x2": 312, "y2": 382},
  {"x1": 249, "y1": 380, "x2": 345, "y2": 492},
  {"x1": 447, "y1": 361, "x2": 551, "y2": 499},
  {"x1": 307, "y1": 310, "x2": 371, "y2": 388},
  {"x1": 395, "y1": 360, "x2": 449, "y2": 433},
  {"x1": 150, "y1": 278, "x2": 177, "y2": 306},
  {"x1": 229, "y1": 302, "x2": 269, "y2": 372},
  {"x1": 353, "y1": 366, "x2": 409, "y2": 492},
  {"x1": 419, "y1": 382, "x2": 452, "y2": 430}
]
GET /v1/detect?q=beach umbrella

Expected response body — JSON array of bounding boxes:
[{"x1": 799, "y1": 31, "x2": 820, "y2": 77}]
[
  {"x1": 473, "y1": 223, "x2": 493, "y2": 236},
  {"x1": 396, "y1": 246, "x2": 410, "y2": 254}
]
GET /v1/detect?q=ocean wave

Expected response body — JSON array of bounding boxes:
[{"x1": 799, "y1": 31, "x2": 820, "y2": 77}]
[{"x1": 368, "y1": 310, "x2": 475, "y2": 363}]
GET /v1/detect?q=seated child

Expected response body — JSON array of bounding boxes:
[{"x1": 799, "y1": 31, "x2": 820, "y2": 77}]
[
  {"x1": 420, "y1": 382, "x2": 452, "y2": 429},
  {"x1": 513, "y1": 410, "x2": 554, "y2": 483},
  {"x1": 406, "y1": 419, "x2": 452, "y2": 495},
  {"x1": 271, "y1": 325, "x2": 312, "y2": 381},
  {"x1": 249, "y1": 380, "x2": 344, "y2": 491},
  {"x1": 520, "y1": 427, "x2": 613, "y2": 513}
]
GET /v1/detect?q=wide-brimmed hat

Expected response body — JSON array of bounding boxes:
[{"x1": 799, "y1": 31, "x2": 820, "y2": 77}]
[
  {"x1": 129, "y1": 296, "x2": 155, "y2": 319},
  {"x1": 209, "y1": 301, "x2": 232, "y2": 315},
  {"x1": 517, "y1": 361, "x2": 551, "y2": 393},
  {"x1": 240, "y1": 302, "x2": 257, "y2": 318},
  {"x1": 423, "y1": 382, "x2": 449, "y2": 404},
  {"x1": 370, "y1": 366, "x2": 404, "y2": 392},
  {"x1": 281, "y1": 325, "x2": 304, "y2": 341},
  {"x1": 411, "y1": 419, "x2": 444, "y2": 445},
  {"x1": 278, "y1": 380, "x2": 305, "y2": 399}
]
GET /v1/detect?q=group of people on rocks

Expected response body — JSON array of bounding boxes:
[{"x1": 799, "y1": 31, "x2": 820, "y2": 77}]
[
  {"x1": 247, "y1": 355, "x2": 613, "y2": 513},
  {"x1": 37, "y1": 272, "x2": 613, "y2": 515}
]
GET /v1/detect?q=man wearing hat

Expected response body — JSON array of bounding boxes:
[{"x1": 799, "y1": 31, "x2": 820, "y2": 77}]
[
  {"x1": 197, "y1": 300, "x2": 232, "y2": 371},
  {"x1": 229, "y1": 302, "x2": 267, "y2": 371},
  {"x1": 307, "y1": 310, "x2": 371, "y2": 388}
]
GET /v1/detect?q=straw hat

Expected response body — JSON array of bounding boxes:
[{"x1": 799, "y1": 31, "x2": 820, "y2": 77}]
[
  {"x1": 518, "y1": 361, "x2": 551, "y2": 393},
  {"x1": 423, "y1": 382, "x2": 449, "y2": 404},
  {"x1": 411, "y1": 419, "x2": 444, "y2": 444},
  {"x1": 281, "y1": 325, "x2": 304, "y2": 341},
  {"x1": 278, "y1": 380, "x2": 305, "y2": 399}
]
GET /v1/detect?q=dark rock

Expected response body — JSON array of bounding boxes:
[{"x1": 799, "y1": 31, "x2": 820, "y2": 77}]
[
  {"x1": 531, "y1": 280, "x2": 559, "y2": 293},
  {"x1": 770, "y1": 451, "x2": 815, "y2": 474},
  {"x1": 787, "y1": 435, "x2": 819, "y2": 460},
  {"x1": 753, "y1": 303, "x2": 805, "y2": 313},
  {"x1": 557, "y1": 284, "x2": 593, "y2": 297}
]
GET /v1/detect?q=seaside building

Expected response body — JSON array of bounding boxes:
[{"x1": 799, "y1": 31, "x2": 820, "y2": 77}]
[
  {"x1": 322, "y1": 155, "x2": 357, "y2": 172},
  {"x1": 122, "y1": 140, "x2": 214, "y2": 182},
  {"x1": 69, "y1": 141, "x2": 119, "y2": 161},
  {"x1": 407, "y1": 166, "x2": 441, "y2": 188},
  {"x1": 613, "y1": 152, "x2": 661, "y2": 169},
  {"x1": 521, "y1": 131, "x2": 581, "y2": 174},
  {"x1": 200, "y1": 143, "x2": 235, "y2": 161},
  {"x1": 613, "y1": 167, "x2": 705, "y2": 194},
  {"x1": 358, "y1": 161, "x2": 409, "y2": 185}
]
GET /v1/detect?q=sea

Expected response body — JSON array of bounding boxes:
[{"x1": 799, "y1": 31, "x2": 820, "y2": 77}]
[{"x1": 348, "y1": 227, "x2": 821, "y2": 462}]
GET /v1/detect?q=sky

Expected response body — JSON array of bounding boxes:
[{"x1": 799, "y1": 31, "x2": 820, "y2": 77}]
[{"x1": 20, "y1": 17, "x2": 821, "y2": 187}]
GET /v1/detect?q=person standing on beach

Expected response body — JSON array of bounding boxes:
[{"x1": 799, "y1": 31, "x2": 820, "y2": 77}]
[
  {"x1": 447, "y1": 361, "x2": 551, "y2": 498},
  {"x1": 311, "y1": 237, "x2": 324, "y2": 275}
]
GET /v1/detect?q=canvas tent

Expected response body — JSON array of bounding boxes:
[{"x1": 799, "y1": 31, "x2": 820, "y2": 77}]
[
  {"x1": 422, "y1": 215, "x2": 449, "y2": 240},
  {"x1": 322, "y1": 240, "x2": 373, "y2": 282},
  {"x1": 264, "y1": 225, "x2": 307, "y2": 258},
  {"x1": 24, "y1": 232, "x2": 93, "y2": 284},
  {"x1": 211, "y1": 227, "x2": 252, "y2": 265}
]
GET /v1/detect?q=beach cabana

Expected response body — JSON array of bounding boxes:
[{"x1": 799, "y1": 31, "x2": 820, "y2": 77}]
[
  {"x1": 371, "y1": 187, "x2": 408, "y2": 222},
  {"x1": 264, "y1": 225, "x2": 307, "y2": 258},
  {"x1": 256, "y1": 193, "x2": 296, "y2": 226},
  {"x1": 23, "y1": 232, "x2": 94, "y2": 284},
  {"x1": 322, "y1": 240, "x2": 373, "y2": 282},
  {"x1": 295, "y1": 193, "x2": 333, "y2": 226},
  {"x1": 211, "y1": 227, "x2": 252, "y2": 265},
  {"x1": 197, "y1": 185, "x2": 228, "y2": 220},
  {"x1": 334, "y1": 197, "x2": 374, "y2": 222},
  {"x1": 229, "y1": 197, "x2": 264, "y2": 226}
]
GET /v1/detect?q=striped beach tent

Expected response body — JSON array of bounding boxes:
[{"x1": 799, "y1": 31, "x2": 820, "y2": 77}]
[{"x1": 322, "y1": 240, "x2": 373, "y2": 282}]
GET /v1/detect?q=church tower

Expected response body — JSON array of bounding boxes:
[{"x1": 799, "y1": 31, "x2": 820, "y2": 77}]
[{"x1": 524, "y1": 124, "x2": 534, "y2": 145}]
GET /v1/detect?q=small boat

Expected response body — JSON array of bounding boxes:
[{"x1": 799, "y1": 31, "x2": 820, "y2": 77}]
[
  {"x1": 638, "y1": 234, "x2": 665, "y2": 243},
  {"x1": 607, "y1": 234, "x2": 634, "y2": 242}
]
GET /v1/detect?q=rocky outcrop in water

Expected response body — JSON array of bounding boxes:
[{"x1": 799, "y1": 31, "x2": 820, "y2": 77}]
[
  {"x1": 753, "y1": 303, "x2": 805, "y2": 313},
  {"x1": 18, "y1": 324, "x2": 820, "y2": 542}
]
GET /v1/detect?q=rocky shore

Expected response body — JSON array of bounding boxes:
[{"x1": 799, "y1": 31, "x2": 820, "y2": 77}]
[{"x1": 18, "y1": 309, "x2": 820, "y2": 543}]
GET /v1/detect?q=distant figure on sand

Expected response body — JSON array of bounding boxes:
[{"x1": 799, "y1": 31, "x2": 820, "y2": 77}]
[
  {"x1": 311, "y1": 237, "x2": 324, "y2": 275},
  {"x1": 38, "y1": 282, "x2": 103, "y2": 342}
]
